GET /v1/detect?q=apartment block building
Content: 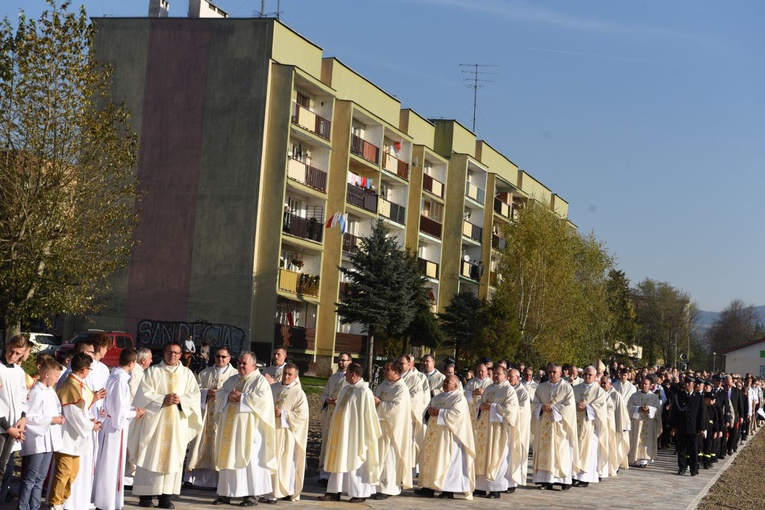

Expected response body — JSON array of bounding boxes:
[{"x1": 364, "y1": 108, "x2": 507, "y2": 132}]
[{"x1": 84, "y1": 1, "x2": 571, "y2": 374}]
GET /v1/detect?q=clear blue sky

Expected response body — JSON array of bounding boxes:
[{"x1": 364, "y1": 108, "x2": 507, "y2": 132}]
[{"x1": 8, "y1": 0, "x2": 765, "y2": 312}]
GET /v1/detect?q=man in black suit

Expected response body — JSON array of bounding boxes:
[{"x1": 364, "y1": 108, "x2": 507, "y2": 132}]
[
  {"x1": 710, "y1": 374, "x2": 731, "y2": 460},
  {"x1": 724, "y1": 375, "x2": 746, "y2": 455},
  {"x1": 670, "y1": 376, "x2": 706, "y2": 476}
]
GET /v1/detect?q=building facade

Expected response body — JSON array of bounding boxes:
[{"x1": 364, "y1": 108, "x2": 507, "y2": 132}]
[{"x1": 84, "y1": 2, "x2": 571, "y2": 374}]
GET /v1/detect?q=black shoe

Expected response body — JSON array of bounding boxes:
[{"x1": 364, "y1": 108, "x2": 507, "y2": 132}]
[
  {"x1": 258, "y1": 496, "x2": 276, "y2": 504},
  {"x1": 690, "y1": 470, "x2": 699, "y2": 477},
  {"x1": 727, "y1": 449, "x2": 733, "y2": 455},
  {"x1": 472, "y1": 490, "x2": 486, "y2": 496},
  {"x1": 139, "y1": 498, "x2": 155, "y2": 508},
  {"x1": 677, "y1": 469, "x2": 687, "y2": 475},
  {"x1": 182, "y1": 482, "x2": 194, "y2": 490},
  {"x1": 370, "y1": 494, "x2": 390, "y2": 500},
  {"x1": 213, "y1": 497, "x2": 231, "y2": 505},
  {"x1": 317, "y1": 493, "x2": 341, "y2": 502},
  {"x1": 538, "y1": 483, "x2": 553, "y2": 490},
  {"x1": 414, "y1": 488, "x2": 435, "y2": 498},
  {"x1": 486, "y1": 492, "x2": 500, "y2": 499},
  {"x1": 279, "y1": 496, "x2": 292, "y2": 501},
  {"x1": 240, "y1": 497, "x2": 257, "y2": 507},
  {"x1": 157, "y1": 498, "x2": 175, "y2": 510},
  {"x1": 506, "y1": 487, "x2": 516, "y2": 494},
  {"x1": 577, "y1": 481, "x2": 589, "y2": 488},
  {"x1": 348, "y1": 498, "x2": 366, "y2": 503},
  {"x1": 560, "y1": 484, "x2": 572, "y2": 490},
  {"x1": 317, "y1": 478, "x2": 329, "y2": 487},
  {"x1": 438, "y1": 492, "x2": 454, "y2": 499}
]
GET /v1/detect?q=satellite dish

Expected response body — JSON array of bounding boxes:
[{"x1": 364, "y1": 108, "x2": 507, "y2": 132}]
[
  {"x1": 463, "y1": 254, "x2": 470, "y2": 262},
  {"x1": 411, "y1": 156, "x2": 419, "y2": 167}
]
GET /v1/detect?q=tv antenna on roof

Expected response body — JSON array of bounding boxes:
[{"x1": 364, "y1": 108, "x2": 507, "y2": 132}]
[
  {"x1": 259, "y1": 0, "x2": 283, "y2": 19},
  {"x1": 459, "y1": 63, "x2": 497, "y2": 133}
]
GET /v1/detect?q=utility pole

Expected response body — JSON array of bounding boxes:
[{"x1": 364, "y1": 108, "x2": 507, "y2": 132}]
[{"x1": 459, "y1": 64, "x2": 497, "y2": 133}]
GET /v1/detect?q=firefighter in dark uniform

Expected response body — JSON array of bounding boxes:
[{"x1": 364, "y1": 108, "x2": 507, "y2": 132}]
[
  {"x1": 670, "y1": 376, "x2": 706, "y2": 476},
  {"x1": 701, "y1": 386, "x2": 723, "y2": 469},
  {"x1": 710, "y1": 374, "x2": 731, "y2": 460}
]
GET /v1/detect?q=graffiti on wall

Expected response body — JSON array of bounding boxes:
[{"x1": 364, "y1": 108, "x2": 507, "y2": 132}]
[{"x1": 136, "y1": 319, "x2": 246, "y2": 356}]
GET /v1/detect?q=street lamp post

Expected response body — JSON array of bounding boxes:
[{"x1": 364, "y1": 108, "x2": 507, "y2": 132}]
[{"x1": 712, "y1": 352, "x2": 716, "y2": 373}]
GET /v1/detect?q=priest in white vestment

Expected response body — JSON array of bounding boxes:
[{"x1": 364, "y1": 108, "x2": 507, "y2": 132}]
[
  {"x1": 271, "y1": 363, "x2": 309, "y2": 501},
  {"x1": 318, "y1": 353, "x2": 351, "y2": 483},
  {"x1": 184, "y1": 347, "x2": 237, "y2": 489},
  {"x1": 572, "y1": 366, "x2": 609, "y2": 487},
  {"x1": 400, "y1": 355, "x2": 428, "y2": 469},
  {"x1": 613, "y1": 370, "x2": 637, "y2": 402},
  {"x1": 627, "y1": 377, "x2": 662, "y2": 467},
  {"x1": 422, "y1": 354, "x2": 445, "y2": 398},
  {"x1": 509, "y1": 369, "x2": 531, "y2": 486},
  {"x1": 125, "y1": 347, "x2": 152, "y2": 486},
  {"x1": 601, "y1": 375, "x2": 631, "y2": 475},
  {"x1": 371, "y1": 360, "x2": 412, "y2": 500},
  {"x1": 474, "y1": 367, "x2": 522, "y2": 498},
  {"x1": 262, "y1": 346, "x2": 288, "y2": 384},
  {"x1": 213, "y1": 352, "x2": 277, "y2": 507},
  {"x1": 531, "y1": 364, "x2": 579, "y2": 490},
  {"x1": 131, "y1": 341, "x2": 202, "y2": 509},
  {"x1": 521, "y1": 367, "x2": 538, "y2": 402},
  {"x1": 319, "y1": 363, "x2": 382, "y2": 503},
  {"x1": 415, "y1": 375, "x2": 476, "y2": 500},
  {"x1": 94, "y1": 349, "x2": 146, "y2": 510},
  {"x1": 465, "y1": 364, "x2": 492, "y2": 431}
]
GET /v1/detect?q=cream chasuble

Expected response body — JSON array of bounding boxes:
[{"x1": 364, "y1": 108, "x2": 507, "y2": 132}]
[
  {"x1": 474, "y1": 381, "x2": 523, "y2": 486},
  {"x1": 614, "y1": 379, "x2": 637, "y2": 401},
  {"x1": 186, "y1": 364, "x2": 237, "y2": 473},
  {"x1": 418, "y1": 388, "x2": 476, "y2": 492},
  {"x1": 465, "y1": 377, "x2": 492, "y2": 431},
  {"x1": 271, "y1": 381, "x2": 309, "y2": 500},
  {"x1": 324, "y1": 380, "x2": 382, "y2": 483},
  {"x1": 374, "y1": 378, "x2": 413, "y2": 491},
  {"x1": 512, "y1": 383, "x2": 531, "y2": 485},
  {"x1": 605, "y1": 387, "x2": 631, "y2": 474},
  {"x1": 572, "y1": 382, "x2": 609, "y2": 477},
  {"x1": 131, "y1": 362, "x2": 202, "y2": 477},
  {"x1": 214, "y1": 369, "x2": 277, "y2": 473},
  {"x1": 426, "y1": 370, "x2": 445, "y2": 397},
  {"x1": 531, "y1": 380, "x2": 579, "y2": 480},
  {"x1": 319, "y1": 370, "x2": 347, "y2": 475},
  {"x1": 626, "y1": 390, "x2": 662, "y2": 465},
  {"x1": 402, "y1": 370, "x2": 428, "y2": 464}
]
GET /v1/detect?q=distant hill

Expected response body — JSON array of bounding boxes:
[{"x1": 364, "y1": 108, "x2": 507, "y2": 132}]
[{"x1": 696, "y1": 305, "x2": 765, "y2": 329}]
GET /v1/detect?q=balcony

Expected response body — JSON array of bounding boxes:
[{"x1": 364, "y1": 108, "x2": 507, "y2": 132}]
[
  {"x1": 382, "y1": 153, "x2": 409, "y2": 180},
  {"x1": 346, "y1": 184, "x2": 378, "y2": 213},
  {"x1": 287, "y1": 158, "x2": 327, "y2": 192},
  {"x1": 418, "y1": 257, "x2": 439, "y2": 279},
  {"x1": 342, "y1": 232, "x2": 361, "y2": 254},
  {"x1": 462, "y1": 220, "x2": 483, "y2": 242},
  {"x1": 282, "y1": 212, "x2": 323, "y2": 243},
  {"x1": 494, "y1": 197, "x2": 512, "y2": 219},
  {"x1": 491, "y1": 234, "x2": 506, "y2": 251},
  {"x1": 461, "y1": 260, "x2": 482, "y2": 282},
  {"x1": 465, "y1": 181, "x2": 485, "y2": 204},
  {"x1": 422, "y1": 174, "x2": 444, "y2": 198},
  {"x1": 274, "y1": 324, "x2": 316, "y2": 350},
  {"x1": 291, "y1": 102, "x2": 331, "y2": 140},
  {"x1": 379, "y1": 198, "x2": 406, "y2": 225},
  {"x1": 278, "y1": 268, "x2": 320, "y2": 297},
  {"x1": 350, "y1": 134, "x2": 379, "y2": 165},
  {"x1": 419, "y1": 215, "x2": 442, "y2": 239}
]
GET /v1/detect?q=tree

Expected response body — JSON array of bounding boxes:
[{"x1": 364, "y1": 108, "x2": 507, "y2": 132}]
[
  {"x1": 0, "y1": 1, "x2": 139, "y2": 338},
  {"x1": 439, "y1": 290, "x2": 484, "y2": 367},
  {"x1": 336, "y1": 218, "x2": 424, "y2": 378},
  {"x1": 631, "y1": 279, "x2": 694, "y2": 367},
  {"x1": 491, "y1": 200, "x2": 614, "y2": 366},
  {"x1": 604, "y1": 269, "x2": 638, "y2": 361},
  {"x1": 706, "y1": 299, "x2": 765, "y2": 356}
]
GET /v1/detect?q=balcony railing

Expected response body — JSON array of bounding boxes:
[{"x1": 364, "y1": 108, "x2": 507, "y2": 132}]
[
  {"x1": 350, "y1": 134, "x2": 379, "y2": 165},
  {"x1": 342, "y1": 232, "x2": 361, "y2": 254},
  {"x1": 462, "y1": 220, "x2": 482, "y2": 242},
  {"x1": 346, "y1": 183, "x2": 378, "y2": 213},
  {"x1": 465, "y1": 181, "x2": 486, "y2": 204},
  {"x1": 461, "y1": 260, "x2": 482, "y2": 282},
  {"x1": 291, "y1": 102, "x2": 331, "y2": 140},
  {"x1": 379, "y1": 198, "x2": 406, "y2": 224},
  {"x1": 287, "y1": 158, "x2": 327, "y2": 192},
  {"x1": 494, "y1": 197, "x2": 512, "y2": 219},
  {"x1": 382, "y1": 153, "x2": 409, "y2": 180},
  {"x1": 491, "y1": 234, "x2": 506, "y2": 251},
  {"x1": 422, "y1": 173, "x2": 444, "y2": 198},
  {"x1": 282, "y1": 212, "x2": 323, "y2": 243},
  {"x1": 418, "y1": 257, "x2": 439, "y2": 279},
  {"x1": 419, "y1": 215, "x2": 442, "y2": 239},
  {"x1": 278, "y1": 268, "x2": 320, "y2": 297}
]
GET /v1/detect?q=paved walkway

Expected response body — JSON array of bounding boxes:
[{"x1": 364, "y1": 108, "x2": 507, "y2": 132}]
[{"x1": 121, "y1": 432, "x2": 759, "y2": 510}]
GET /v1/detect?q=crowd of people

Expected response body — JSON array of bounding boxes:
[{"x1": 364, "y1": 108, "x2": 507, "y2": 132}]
[{"x1": 1, "y1": 335, "x2": 763, "y2": 508}]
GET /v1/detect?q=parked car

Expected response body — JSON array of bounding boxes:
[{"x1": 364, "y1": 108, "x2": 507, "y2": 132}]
[
  {"x1": 55, "y1": 330, "x2": 135, "y2": 367},
  {"x1": 23, "y1": 332, "x2": 61, "y2": 357}
]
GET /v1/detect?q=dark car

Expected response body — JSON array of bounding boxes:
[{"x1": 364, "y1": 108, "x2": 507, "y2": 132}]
[{"x1": 55, "y1": 330, "x2": 135, "y2": 367}]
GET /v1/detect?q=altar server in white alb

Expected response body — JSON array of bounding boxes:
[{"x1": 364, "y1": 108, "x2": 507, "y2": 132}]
[
  {"x1": 213, "y1": 352, "x2": 277, "y2": 507},
  {"x1": 271, "y1": 363, "x2": 309, "y2": 501},
  {"x1": 18, "y1": 355, "x2": 64, "y2": 510},
  {"x1": 94, "y1": 349, "x2": 146, "y2": 510},
  {"x1": 627, "y1": 377, "x2": 663, "y2": 467}
]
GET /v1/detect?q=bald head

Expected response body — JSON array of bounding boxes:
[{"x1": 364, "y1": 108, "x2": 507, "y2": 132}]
[{"x1": 442, "y1": 374, "x2": 459, "y2": 393}]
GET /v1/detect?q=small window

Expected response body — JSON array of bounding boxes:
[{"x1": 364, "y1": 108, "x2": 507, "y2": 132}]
[{"x1": 116, "y1": 336, "x2": 127, "y2": 348}]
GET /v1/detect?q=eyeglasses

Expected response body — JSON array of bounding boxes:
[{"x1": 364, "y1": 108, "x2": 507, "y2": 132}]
[
  {"x1": 165, "y1": 351, "x2": 182, "y2": 356},
  {"x1": 215, "y1": 355, "x2": 230, "y2": 359}
]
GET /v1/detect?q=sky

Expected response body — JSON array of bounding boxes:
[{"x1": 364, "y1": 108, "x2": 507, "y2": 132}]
[{"x1": 6, "y1": 0, "x2": 765, "y2": 312}]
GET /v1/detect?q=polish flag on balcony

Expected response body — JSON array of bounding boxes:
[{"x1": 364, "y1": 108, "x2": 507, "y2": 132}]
[
  {"x1": 325, "y1": 211, "x2": 341, "y2": 229},
  {"x1": 393, "y1": 141, "x2": 401, "y2": 157}
]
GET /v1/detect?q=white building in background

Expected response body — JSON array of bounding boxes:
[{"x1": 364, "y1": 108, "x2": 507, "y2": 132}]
[{"x1": 720, "y1": 337, "x2": 765, "y2": 378}]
